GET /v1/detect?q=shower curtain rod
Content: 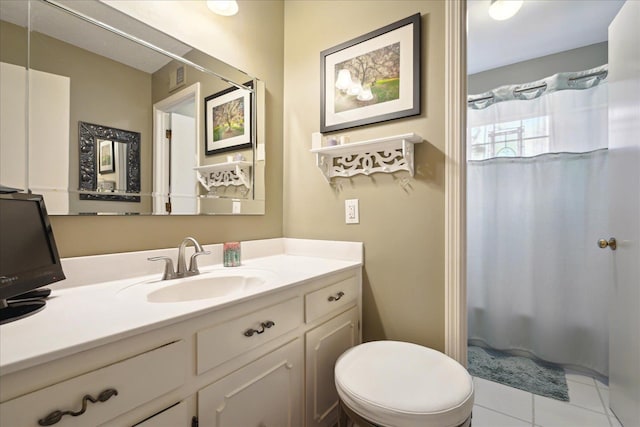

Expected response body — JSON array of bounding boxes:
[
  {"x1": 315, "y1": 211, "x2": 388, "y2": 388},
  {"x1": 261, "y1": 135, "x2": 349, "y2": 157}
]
[{"x1": 468, "y1": 67, "x2": 608, "y2": 104}]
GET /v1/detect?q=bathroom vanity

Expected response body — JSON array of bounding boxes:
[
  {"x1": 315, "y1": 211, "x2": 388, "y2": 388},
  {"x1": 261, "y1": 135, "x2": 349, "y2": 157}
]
[{"x1": 0, "y1": 238, "x2": 362, "y2": 427}]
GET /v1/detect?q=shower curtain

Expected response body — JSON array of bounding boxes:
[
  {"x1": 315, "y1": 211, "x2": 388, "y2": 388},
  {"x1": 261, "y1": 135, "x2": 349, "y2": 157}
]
[{"x1": 466, "y1": 66, "x2": 611, "y2": 377}]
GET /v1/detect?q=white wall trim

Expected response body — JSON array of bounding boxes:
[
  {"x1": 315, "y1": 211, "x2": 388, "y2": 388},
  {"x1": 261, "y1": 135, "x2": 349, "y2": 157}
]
[{"x1": 444, "y1": 0, "x2": 468, "y2": 366}]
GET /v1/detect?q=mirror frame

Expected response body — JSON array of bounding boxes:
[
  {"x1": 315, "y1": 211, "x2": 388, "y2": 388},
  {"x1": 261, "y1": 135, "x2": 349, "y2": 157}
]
[{"x1": 78, "y1": 121, "x2": 141, "y2": 202}]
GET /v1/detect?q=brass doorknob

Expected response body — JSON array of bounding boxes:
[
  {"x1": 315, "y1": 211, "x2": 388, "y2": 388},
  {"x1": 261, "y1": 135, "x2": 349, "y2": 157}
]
[{"x1": 598, "y1": 238, "x2": 617, "y2": 250}]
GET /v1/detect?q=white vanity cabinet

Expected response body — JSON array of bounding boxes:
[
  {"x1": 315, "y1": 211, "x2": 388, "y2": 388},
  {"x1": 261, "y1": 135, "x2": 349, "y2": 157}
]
[
  {"x1": 194, "y1": 269, "x2": 361, "y2": 427},
  {"x1": 0, "y1": 255, "x2": 362, "y2": 427}
]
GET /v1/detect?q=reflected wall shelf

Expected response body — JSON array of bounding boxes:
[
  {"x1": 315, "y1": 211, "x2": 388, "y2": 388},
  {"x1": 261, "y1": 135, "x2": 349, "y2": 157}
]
[
  {"x1": 310, "y1": 133, "x2": 423, "y2": 182},
  {"x1": 194, "y1": 161, "x2": 251, "y2": 191}
]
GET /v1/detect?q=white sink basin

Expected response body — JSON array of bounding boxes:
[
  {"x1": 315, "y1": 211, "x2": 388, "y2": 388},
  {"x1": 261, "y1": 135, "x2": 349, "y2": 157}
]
[{"x1": 118, "y1": 268, "x2": 277, "y2": 303}]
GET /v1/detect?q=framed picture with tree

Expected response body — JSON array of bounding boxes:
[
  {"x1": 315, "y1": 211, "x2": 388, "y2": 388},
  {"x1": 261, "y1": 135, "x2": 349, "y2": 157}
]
[
  {"x1": 320, "y1": 14, "x2": 421, "y2": 133},
  {"x1": 98, "y1": 139, "x2": 115, "y2": 174},
  {"x1": 204, "y1": 80, "x2": 253, "y2": 155}
]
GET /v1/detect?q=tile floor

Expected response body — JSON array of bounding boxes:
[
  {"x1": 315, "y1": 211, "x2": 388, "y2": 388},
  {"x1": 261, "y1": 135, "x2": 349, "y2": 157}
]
[{"x1": 472, "y1": 372, "x2": 624, "y2": 427}]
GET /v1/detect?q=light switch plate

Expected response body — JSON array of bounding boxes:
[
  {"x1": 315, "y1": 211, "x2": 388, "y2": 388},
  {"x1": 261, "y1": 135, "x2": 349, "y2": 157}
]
[
  {"x1": 345, "y1": 199, "x2": 359, "y2": 224},
  {"x1": 232, "y1": 200, "x2": 241, "y2": 214}
]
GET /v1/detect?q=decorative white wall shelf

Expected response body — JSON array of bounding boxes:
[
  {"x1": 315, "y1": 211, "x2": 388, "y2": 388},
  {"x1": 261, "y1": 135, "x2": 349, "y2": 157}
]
[
  {"x1": 194, "y1": 161, "x2": 251, "y2": 192},
  {"x1": 310, "y1": 133, "x2": 423, "y2": 182}
]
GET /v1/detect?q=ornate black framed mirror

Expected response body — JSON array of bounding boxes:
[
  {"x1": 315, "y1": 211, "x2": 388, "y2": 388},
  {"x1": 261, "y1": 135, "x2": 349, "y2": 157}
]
[{"x1": 78, "y1": 121, "x2": 141, "y2": 202}]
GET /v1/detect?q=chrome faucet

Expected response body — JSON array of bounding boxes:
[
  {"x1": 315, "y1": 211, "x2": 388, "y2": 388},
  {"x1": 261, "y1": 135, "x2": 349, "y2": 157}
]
[
  {"x1": 148, "y1": 237, "x2": 210, "y2": 280},
  {"x1": 177, "y1": 237, "x2": 209, "y2": 277}
]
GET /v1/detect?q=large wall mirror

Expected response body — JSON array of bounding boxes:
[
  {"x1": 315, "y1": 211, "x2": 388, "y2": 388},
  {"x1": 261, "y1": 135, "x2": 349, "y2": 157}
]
[{"x1": 0, "y1": 0, "x2": 265, "y2": 215}]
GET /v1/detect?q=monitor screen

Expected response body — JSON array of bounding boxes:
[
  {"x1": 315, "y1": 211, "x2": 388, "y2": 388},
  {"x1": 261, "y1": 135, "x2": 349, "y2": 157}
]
[{"x1": 0, "y1": 193, "x2": 65, "y2": 300}]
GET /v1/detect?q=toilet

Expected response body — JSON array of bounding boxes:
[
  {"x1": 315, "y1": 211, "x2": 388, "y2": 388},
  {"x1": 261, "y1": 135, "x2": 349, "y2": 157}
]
[{"x1": 334, "y1": 341, "x2": 474, "y2": 427}]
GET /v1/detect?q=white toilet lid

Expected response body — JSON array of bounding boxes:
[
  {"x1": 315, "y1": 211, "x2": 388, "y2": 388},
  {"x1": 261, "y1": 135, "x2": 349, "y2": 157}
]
[{"x1": 335, "y1": 341, "x2": 474, "y2": 427}]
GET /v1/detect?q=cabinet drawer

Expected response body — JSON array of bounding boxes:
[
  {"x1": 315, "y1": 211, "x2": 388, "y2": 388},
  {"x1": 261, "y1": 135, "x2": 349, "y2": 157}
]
[
  {"x1": 0, "y1": 340, "x2": 186, "y2": 427},
  {"x1": 197, "y1": 297, "x2": 303, "y2": 375},
  {"x1": 305, "y1": 276, "x2": 358, "y2": 323}
]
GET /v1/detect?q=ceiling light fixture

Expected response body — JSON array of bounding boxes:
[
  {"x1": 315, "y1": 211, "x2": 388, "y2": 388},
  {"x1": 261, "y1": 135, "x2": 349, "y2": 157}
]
[
  {"x1": 207, "y1": 0, "x2": 239, "y2": 16},
  {"x1": 488, "y1": 0, "x2": 523, "y2": 21}
]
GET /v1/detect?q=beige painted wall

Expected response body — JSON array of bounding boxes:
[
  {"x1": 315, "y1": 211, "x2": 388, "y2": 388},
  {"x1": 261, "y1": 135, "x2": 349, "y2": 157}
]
[
  {"x1": 0, "y1": 20, "x2": 27, "y2": 67},
  {"x1": 48, "y1": 1, "x2": 284, "y2": 257},
  {"x1": 283, "y1": 1, "x2": 446, "y2": 350}
]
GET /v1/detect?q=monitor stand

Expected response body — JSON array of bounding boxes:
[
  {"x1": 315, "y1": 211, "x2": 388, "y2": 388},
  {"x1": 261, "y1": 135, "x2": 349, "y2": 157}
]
[{"x1": 0, "y1": 298, "x2": 46, "y2": 325}]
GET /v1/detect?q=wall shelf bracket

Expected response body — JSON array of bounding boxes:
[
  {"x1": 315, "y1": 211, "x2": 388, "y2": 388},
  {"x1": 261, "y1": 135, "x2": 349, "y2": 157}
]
[
  {"x1": 194, "y1": 161, "x2": 252, "y2": 192},
  {"x1": 310, "y1": 133, "x2": 423, "y2": 182}
]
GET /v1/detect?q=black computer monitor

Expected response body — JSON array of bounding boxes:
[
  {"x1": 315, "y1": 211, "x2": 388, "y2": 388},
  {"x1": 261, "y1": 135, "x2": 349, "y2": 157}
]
[{"x1": 0, "y1": 192, "x2": 65, "y2": 324}]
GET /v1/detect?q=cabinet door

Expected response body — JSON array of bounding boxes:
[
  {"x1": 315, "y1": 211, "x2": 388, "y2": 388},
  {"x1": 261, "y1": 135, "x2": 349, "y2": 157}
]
[
  {"x1": 198, "y1": 339, "x2": 303, "y2": 427},
  {"x1": 305, "y1": 307, "x2": 359, "y2": 427}
]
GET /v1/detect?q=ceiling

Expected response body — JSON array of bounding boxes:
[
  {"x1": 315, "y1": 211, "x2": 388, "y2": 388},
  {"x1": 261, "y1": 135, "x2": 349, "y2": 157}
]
[
  {"x1": 0, "y1": 0, "x2": 191, "y2": 73},
  {"x1": 1, "y1": 0, "x2": 626, "y2": 76},
  {"x1": 467, "y1": 0, "x2": 626, "y2": 74}
]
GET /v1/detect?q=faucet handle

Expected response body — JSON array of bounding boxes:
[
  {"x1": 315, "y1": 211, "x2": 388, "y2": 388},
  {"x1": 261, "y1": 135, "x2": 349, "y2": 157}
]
[
  {"x1": 188, "y1": 250, "x2": 211, "y2": 274},
  {"x1": 148, "y1": 256, "x2": 176, "y2": 280}
]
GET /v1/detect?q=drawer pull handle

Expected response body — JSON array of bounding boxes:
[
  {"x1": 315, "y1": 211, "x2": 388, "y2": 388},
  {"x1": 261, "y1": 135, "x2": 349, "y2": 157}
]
[
  {"x1": 38, "y1": 388, "x2": 118, "y2": 426},
  {"x1": 328, "y1": 291, "x2": 345, "y2": 302},
  {"x1": 244, "y1": 320, "x2": 275, "y2": 337}
]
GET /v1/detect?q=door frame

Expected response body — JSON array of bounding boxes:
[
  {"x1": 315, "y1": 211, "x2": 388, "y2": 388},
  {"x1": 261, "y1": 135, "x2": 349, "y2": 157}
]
[
  {"x1": 444, "y1": 0, "x2": 467, "y2": 366},
  {"x1": 152, "y1": 82, "x2": 201, "y2": 214}
]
